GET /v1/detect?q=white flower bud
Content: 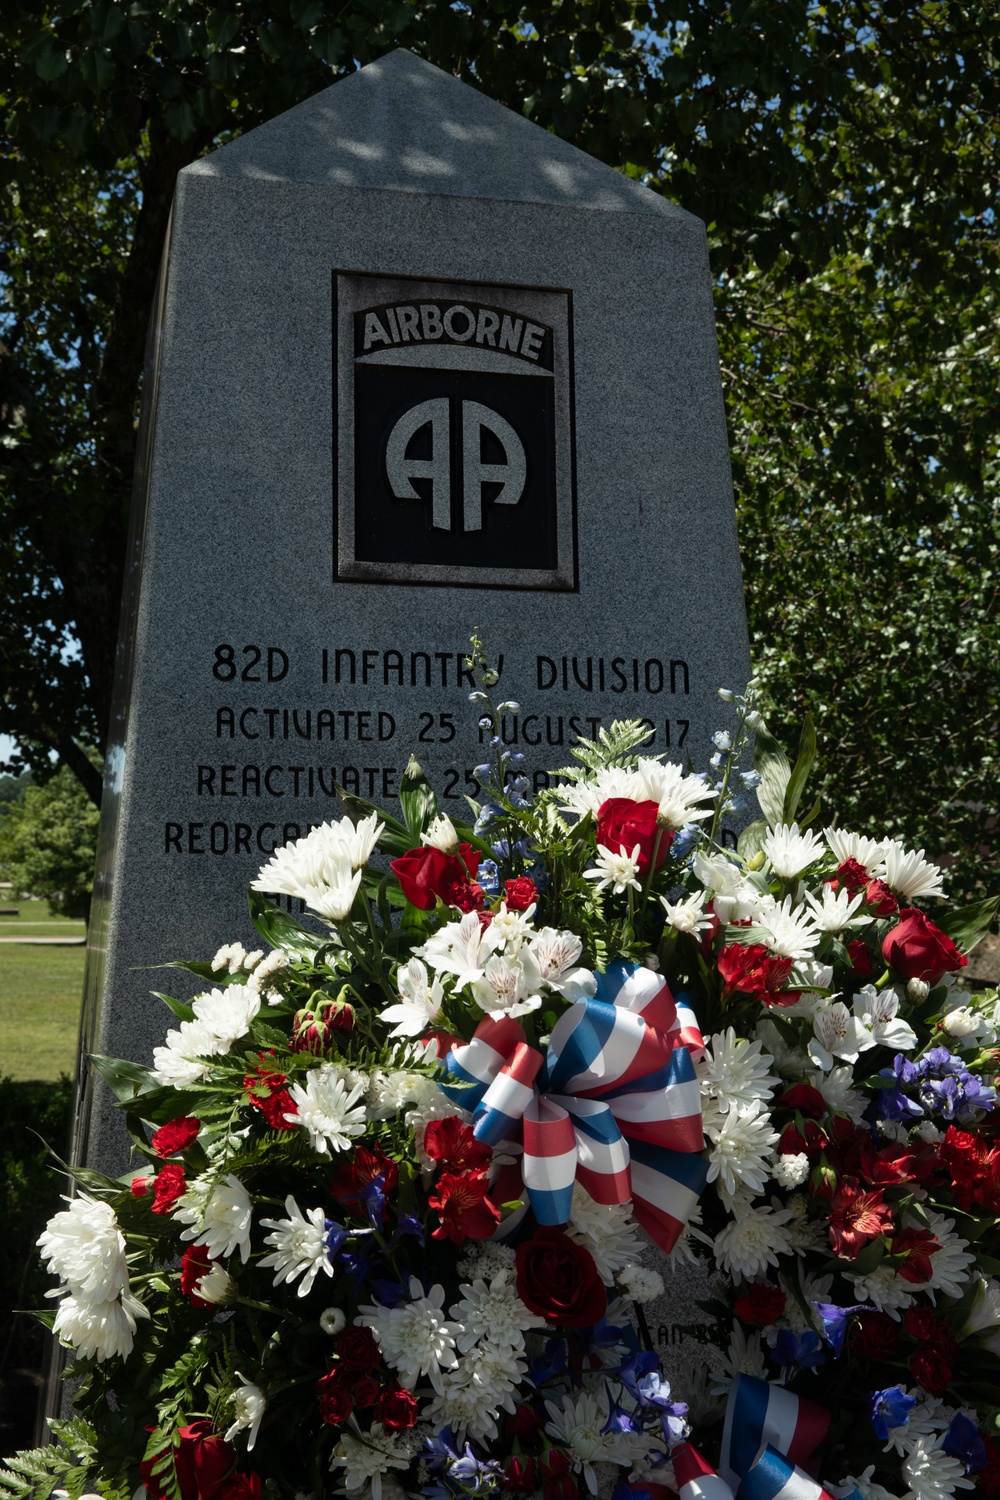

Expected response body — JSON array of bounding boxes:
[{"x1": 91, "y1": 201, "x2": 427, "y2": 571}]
[
  {"x1": 643, "y1": 952, "x2": 661, "y2": 971},
  {"x1": 617, "y1": 1263, "x2": 665, "y2": 1303},
  {"x1": 420, "y1": 813, "x2": 460, "y2": 854},
  {"x1": 320, "y1": 1306, "x2": 346, "y2": 1335},
  {"x1": 772, "y1": 1152, "x2": 810, "y2": 1189},
  {"x1": 906, "y1": 977, "x2": 931, "y2": 1001},
  {"x1": 942, "y1": 1006, "x2": 980, "y2": 1037}
]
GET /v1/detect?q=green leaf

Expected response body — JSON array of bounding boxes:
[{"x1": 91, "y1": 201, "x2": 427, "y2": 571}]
[
  {"x1": 940, "y1": 895, "x2": 1000, "y2": 956},
  {"x1": 247, "y1": 887, "x2": 323, "y2": 955},
  {"x1": 150, "y1": 990, "x2": 195, "y2": 1023},
  {"x1": 782, "y1": 711, "x2": 816, "y2": 824},
  {"x1": 737, "y1": 818, "x2": 768, "y2": 860},
  {"x1": 399, "y1": 755, "x2": 438, "y2": 841},
  {"x1": 89, "y1": 1052, "x2": 155, "y2": 1102},
  {"x1": 752, "y1": 717, "x2": 791, "y2": 826}
]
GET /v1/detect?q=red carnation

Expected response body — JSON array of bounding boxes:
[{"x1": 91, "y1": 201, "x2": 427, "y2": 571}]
[
  {"x1": 852, "y1": 1310, "x2": 900, "y2": 1360},
  {"x1": 336, "y1": 1325, "x2": 381, "y2": 1370},
  {"x1": 151, "y1": 1115, "x2": 201, "y2": 1156},
  {"x1": 217, "y1": 1477, "x2": 262, "y2": 1500},
  {"x1": 374, "y1": 1385, "x2": 418, "y2": 1430},
  {"x1": 864, "y1": 879, "x2": 899, "y2": 916},
  {"x1": 910, "y1": 1345, "x2": 953, "y2": 1397},
  {"x1": 828, "y1": 1176, "x2": 894, "y2": 1256},
  {"x1": 515, "y1": 1227, "x2": 607, "y2": 1327},
  {"x1": 504, "y1": 876, "x2": 538, "y2": 911},
  {"x1": 940, "y1": 1125, "x2": 1000, "y2": 1213},
  {"x1": 429, "y1": 1168, "x2": 502, "y2": 1243},
  {"x1": 315, "y1": 1370, "x2": 352, "y2": 1426},
  {"x1": 595, "y1": 798, "x2": 672, "y2": 874},
  {"x1": 883, "y1": 908, "x2": 968, "y2": 985},
  {"x1": 151, "y1": 1161, "x2": 187, "y2": 1214},
  {"x1": 390, "y1": 844, "x2": 483, "y2": 911},
  {"x1": 180, "y1": 1244, "x2": 217, "y2": 1308},
  {"x1": 838, "y1": 858, "x2": 870, "y2": 893},
  {"x1": 140, "y1": 1421, "x2": 236, "y2": 1500},
  {"x1": 734, "y1": 1284, "x2": 787, "y2": 1325},
  {"x1": 242, "y1": 1061, "x2": 297, "y2": 1129},
  {"x1": 423, "y1": 1116, "x2": 493, "y2": 1174}
]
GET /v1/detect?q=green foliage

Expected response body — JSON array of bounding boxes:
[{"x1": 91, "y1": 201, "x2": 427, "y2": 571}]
[
  {"x1": 0, "y1": 771, "x2": 32, "y2": 807},
  {"x1": 0, "y1": 765, "x2": 100, "y2": 920},
  {"x1": 0, "y1": 1416, "x2": 131, "y2": 1500}
]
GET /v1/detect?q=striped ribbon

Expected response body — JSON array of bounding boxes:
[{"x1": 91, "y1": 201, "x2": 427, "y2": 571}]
[
  {"x1": 720, "y1": 1376, "x2": 831, "y2": 1494},
  {"x1": 440, "y1": 959, "x2": 707, "y2": 1251}
]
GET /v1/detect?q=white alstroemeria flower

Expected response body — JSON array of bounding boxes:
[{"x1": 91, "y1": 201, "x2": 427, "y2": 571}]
[
  {"x1": 555, "y1": 766, "x2": 644, "y2": 820},
  {"x1": 486, "y1": 901, "x2": 536, "y2": 954},
  {"x1": 959, "y1": 1277, "x2": 1000, "y2": 1340},
  {"x1": 583, "y1": 843, "x2": 642, "y2": 895},
  {"x1": 808, "y1": 1000, "x2": 875, "y2": 1071},
  {"x1": 357, "y1": 1276, "x2": 460, "y2": 1393},
  {"x1": 823, "y1": 827, "x2": 885, "y2": 873},
  {"x1": 526, "y1": 928, "x2": 596, "y2": 1000},
  {"x1": 804, "y1": 884, "x2": 873, "y2": 933},
  {"x1": 661, "y1": 889, "x2": 713, "y2": 935},
  {"x1": 176, "y1": 1173, "x2": 253, "y2": 1263},
  {"x1": 259, "y1": 1196, "x2": 336, "y2": 1297},
  {"x1": 418, "y1": 910, "x2": 491, "y2": 986},
  {"x1": 752, "y1": 895, "x2": 822, "y2": 961},
  {"x1": 853, "y1": 985, "x2": 917, "y2": 1051},
  {"x1": 636, "y1": 758, "x2": 716, "y2": 826},
  {"x1": 287, "y1": 1067, "x2": 367, "y2": 1154},
  {"x1": 881, "y1": 839, "x2": 945, "y2": 901},
  {"x1": 692, "y1": 851, "x2": 760, "y2": 922},
  {"x1": 471, "y1": 954, "x2": 542, "y2": 1021},
  {"x1": 420, "y1": 813, "x2": 460, "y2": 854},
  {"x1": 762, "y1": 822, "x2": 826, "y2": 879},
  {"x1": 225, "y1": 1375, "x2": 266, "y2": 1450},
  {"x1": 380, "y1": 957, "x2": 446, "y2": 1038}
]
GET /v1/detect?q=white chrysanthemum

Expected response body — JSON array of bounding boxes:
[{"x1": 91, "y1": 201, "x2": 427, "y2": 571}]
[
  {"x1": 379, "y1": 957, "x2": 445, "y2": 1038},
  {"x1": 329, "y1": 1425, "x2": 417, "y2": 1500},
  {"x1": 525, "y1": 927, "x2": 596, "y2": 1000},
  {"x1": 287, "y1": 1066, "x2": 367, "y2": 1154},
  {"x1": 556, "y1": 766, "x2": 644, "y2": 820},
  {"x1": 705, "y1": 1099, "x2": 779, "y2": 1204},
  {"x1": 254, "y1": 816, "x2": 382, "y2": 896},
  {"x1": 418, "y1": 910, "x2": 491, "y2": 986},
  {"x1": 636, "y1": 758, "x2": 716, "y2": 827},
  {"x1": 849, "y1": 1263, "x2": 916, "y2": 1314},
  {"x1": 692, "y1": 851, "x2": 761, "y2": 923},
  {"x1": 879, "y1": 1390, "x2": 952, "y2": 1456},
  {"x1": 752, "y1": 895, "x2": 822, "y2": 960},
  {"x1": 713, "y1": 1202, "x2": 794, "y2": 1279},
  {"x1": 357, "y1": 1277, "x2": 460, "y2": 1393},
  {"x1": 804, "y1": 884, "x2": 873, "y2": 933},
  {"x1": 809, "y1": 1000, "x2": 874, "y2": 1071},
  {"x1": 449, "y1": 1271, "x2": 544, "y2": 1353},
  {"x1": 471, "y1": 954, "x2": 543, "y2": 1021},
  {"x1": 191, "y1": 985, "x2": 261, "y2": 1051},
  {"x1": 920, "y1": 1210, "x2": 976, "y2": 1301},
  {"x1": 584, "y1": 843, "x2": 643, "y2": 895},
  {"x1": 194, "y1": 1261, "x2": 234, "y2": 1305},
  {"x1": 823, "y1": 828, "x2": 885, "y2": 872},
  {"x1": 882, "y1": 840, "x2": 946, "y2": 902},
  {"x1": 151, "y1": 1019, "x2": 222, "y2": 1086},
  {"x1": 544, "y1": 1390, "x2": 621, "y2": 1491},
  {"x1": 772, "y1": 1152, "x2": 810, "y2": 1189},
  {"x1": 567, "y1": 1186, "x2": 645, "y2": 1281},
  {"x1": 457, "y1": 1240, "x2": 517, "y2": 1282},
  {"x1": 52, "y1": 1291, "x2": 141, "y2": 1362},
  {"x1": 421, "y1": 812, "x2": 460, "y2": 853},
  {"x1": 699, "y1": 1027, "x2": 778, "y2": 1112},
  {"x1": 777, "y1": 1270, "x2": 833, "y2": 1334},
  {"x1": 842, "y1": 1466, "x2": 903, "y2": 1500},
  {"x1": 366, "y1": 1067, "x2": 432, "y2": 1121},
  {"x1": 37, "y1": 1196, "x2": 128, "y2": 1304},
  {"x1": 176, "y1": 1174, "x2": 253, "y2": 1263},
  {"x1": 755, "y1": 1018, "x2": 810, "y2": 1076},
  {"x1": 485, "y1": 901, "x2": 537, "y2": 954},
  {"x1": 853, "y1": 986, "x2": 918, "y2": 1051},
  {"x1": 259, "y1": 1196, "x2": 334, "y2": 1298},
  {"x1": 661, "y1": 890, "x2": 713, "y2": 935},
  {"x1": 902, "y1": 1436, "x2": 974, "y2": 1500},
  {"x1": 763, "y1": 822, "x2": 825, "y2": 878},
  {"x1": 709, "y1": 1322, "x2": 767, "y2": 1397},
  {"x1": 810, "y1": 1065, "x2": 868, "y2": 1125},
  {"x1": 423, "y1": 1341, "x2": 526, "y2": 1445},
  {"x1": 299, "y1": 869, "x2": 362, "y2": 922},
  {"x1": 246, "y1": 948, "x2": 290, "y2": 1004},
  {"x1": 780, "y1": 1193, "x2": 825, "y2": 1254},
  {"x1": 225, "y1": 1375, "x2": 266, "y2": 1451},
  {"x1": 617, "y1": 1264, "x2": 665, "y2": 1303}
]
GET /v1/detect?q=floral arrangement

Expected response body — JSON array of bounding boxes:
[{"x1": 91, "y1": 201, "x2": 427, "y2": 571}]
[{"x1": 4, "y1": 637, "x2": 1000, "y2": 1500}]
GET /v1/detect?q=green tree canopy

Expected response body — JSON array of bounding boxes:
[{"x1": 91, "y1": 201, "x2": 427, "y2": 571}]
[
  {"x1": 0, "y1": 1, "x2": 997, "y2": 895},
  {"x1": 0, "y1": 765, "x2": 100, "y2": 920}
]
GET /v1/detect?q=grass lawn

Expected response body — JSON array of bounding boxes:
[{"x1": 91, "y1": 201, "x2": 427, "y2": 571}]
[{"x1": 0, "y1": 899, "x2": 86, "y2": 1082}]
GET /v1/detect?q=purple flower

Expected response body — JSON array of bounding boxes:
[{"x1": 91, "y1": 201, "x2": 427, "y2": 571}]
[
  {"x1": 814, "y1": 1302, "x2": 871, "y2": 1358},
  {"x1": 872, "y1": 1386, "x2": 917, "y2": 1441}
]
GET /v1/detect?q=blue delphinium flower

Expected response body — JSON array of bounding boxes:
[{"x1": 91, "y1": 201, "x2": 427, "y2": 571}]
[
  {"x1": 871, "y1": 1386, "x2": 918, "y2": 1442},
  {"x1": 814, "y1": 1302, "x2": 871, "y2": 1358},
  {"x1": 476, "y1": 857, "x2": 500, "y2": 895},
  {"x1": 772, "y1": 1328, "x2": 825, "y2": 1370},
  {"x1": 878, "y1": 1049, "x2": 996, "y2": 1124},
  {"x1": 943, "y1": 1413, "x2": 987, "y2": 1472}
]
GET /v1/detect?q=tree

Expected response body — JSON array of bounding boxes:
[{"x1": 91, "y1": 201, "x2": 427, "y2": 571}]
[
  {"x1": 0, "y1": 765, "x2": 101, "y2": 920},
  {"x1": 1, "y1": 1, "x2": 997, "y2": 895}
]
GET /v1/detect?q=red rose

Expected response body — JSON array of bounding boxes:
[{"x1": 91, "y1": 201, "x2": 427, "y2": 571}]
[
  {"x1": 350, "y1": 1375, "x2": 380, "y2": 1408},
  {"x1": 216, "y1": 1477, "x2": 262, "y2": 1500},
  {"x1": 852, "y1": 1311, "x2": 900, "y2": 1360},
  {"x1": 151, "y1": 1115, "x2": 201, "y2": 1156},
  {"x1": 505, "y1": 1458, "x2": 538, "y2": 1493},
  {"x1": 423, "y1": 1116, "x2": 492, "y2": 1174},
  {"x1": 180, "y1": 1244, "x2": 216, "y2": 1308},
  {"x1": 910, "y1": 1345, "x2": 953, "y2": 1397},
  {"x1": 540, "y1": 1449, "x2": 579, "y2": 1500},
  {"x1": 390, "y1": 844, "x2": 482, "y2": 911},
  {"x1": 883, "y1": 908, "x2": 968, "y2": 984},
  {"x1": 595, "y1": 798, "x2": 672, "y2": 874},
  {"x1": 140, "y1": 1421, "x2": 235, "y2": 1500},
  {"x1": 375, "y1": 1385, "x2": 418, "y2": 1430},
  {"x1": 904, "y1": 1308, "x2": 939, "y2": 1344},
  {"x1": 131, "y1": 1175, "x2": 151, "y2": 1197},
  {"x1": 315, "y1": 1371, "x2": 352, "y2": 1426},
  {"x1": 429, "y1": 1168, "x2": 502, "y2": 1243},
  {"x1": 336, "y1": 1325, "x2": 381, "y2": 1370},
  {"x1": 847, "y1": 938, "x2": 874, "y2": 977},
  {"x1": 864, "y1": 878, "x2": 899, "y2": 916},
  {"x1": 515, "y1": 1227, "x2": 607, "y2": 1327},
  {"x1": 243, "y1": 1061, "x2": 297, "y2": 1128},
  {"x1": 778, "y1": 1083, "x2": 828, "y2": 1119},
  {"x1": 289, "y1": 1000, "x2": 355, "y2": 1055},
  {"x1": 506, "y1": 1404, "x2": 545, "y2": 1439},
  {"x1": 734, "y1": 1284, "x2": 787, "y2": 1325},
  {"x1": 151, "y1": 1162, "x2": 187, "y2": 1214},
  {"x1": 504, "y1": 876, "x2": 538, "y2": 911}
]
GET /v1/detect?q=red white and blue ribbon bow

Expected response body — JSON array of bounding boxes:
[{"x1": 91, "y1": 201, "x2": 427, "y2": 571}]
[
  {"x1": 440, "y1": 959, "x2": 707, "y2": 1251},
  {"x1": 675, "y1": 1440, "x2": 842, "y2": 1500},
  {"x1": 719, "y1": 1376, "x2": 831, "y2": 1494}
]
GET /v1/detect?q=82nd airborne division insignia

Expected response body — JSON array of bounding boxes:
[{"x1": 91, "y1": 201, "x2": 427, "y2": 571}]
[{"x1": 334, "y1": 272, "x2": 576, "y2": 590}]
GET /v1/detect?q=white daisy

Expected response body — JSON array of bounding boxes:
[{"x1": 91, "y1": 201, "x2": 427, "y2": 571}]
[
  {"x1": 225, "y1": 1375, "x2": 266, "y2": 1451},
  {"x1": 809, "y1": 1000, "x2": 874, "y2": 1071},
  {"x1": 176, "y1": 1174, "x2": 253, "y2": 1263},
  {"x1": 804, "y1": 884, "x2": 873, "y2": 933},
  {"x1": 258, "y1": 1196, "x2": 335, "y2": 1297},
  {"x1": 380, "y1": 957, "x2": 446, "y2": 1038},
  {"x1": 705, "y1": 1099, "x2": 779, "y2": 1205},
  {"x1": 713, "y1": 1202, "x2": 794, "y2": 1279},
  {"x1": 853, "y1": 986, "x2": 917, "y2": 1051},
  {"x1": 763, "y1": 822, "x2": 825, "y2": 879},
  {"x1": 357, "y1": 1276, "x2": 460, "y2": 1393},
  {"x1": 699, "y1": 1027, "x2": 777, "y2": 1113},
  {"x1": 751, "y1": 895, "x2": 822, "y2": 960},
  {"x1": 881, "y1": 840, "x2": 946, "y2": 902},
  {"x1": 287, "y1": 1066, "x2": 367, "y2": 1154},
  {"x1": 584, "y1": 843, "x2": 643, "y2": 895},
  {"x1": 823, "y1": 828, "x2": 885, "y2": 872},
  {"x1": 567, "y1": 1186, "x2": 645, "y2": 1281},
  {"x1": 661, "y1": 890, "x2": 713, "y2": 935}
]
